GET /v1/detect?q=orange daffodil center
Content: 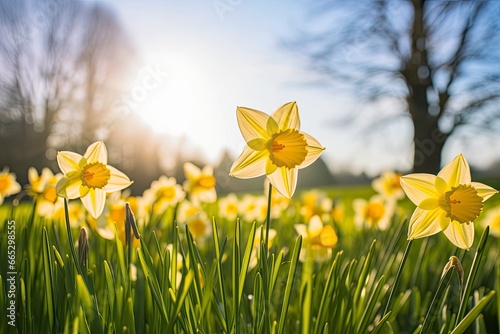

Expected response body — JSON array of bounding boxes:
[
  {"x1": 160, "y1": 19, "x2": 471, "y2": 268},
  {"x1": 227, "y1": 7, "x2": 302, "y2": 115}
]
[
  {"x1": 81, "y1": 162, "x2": 111, "y2": 189},
  {"x1": 438, "y1": 185, "x2": 483, "y2": 224},
  {"x1": 230, "y1": 102, "x2": 325, "y2": 199},
  {"x1": 268, "y1": 129, "x2": 307, "y2": 169},
  {"x1": 400, "y1": 154, "x2": 497, "y2": 250}
]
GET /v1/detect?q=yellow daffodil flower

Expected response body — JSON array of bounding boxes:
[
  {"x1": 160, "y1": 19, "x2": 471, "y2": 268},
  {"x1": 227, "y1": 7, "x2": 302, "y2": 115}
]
[
  {"x1": 230, "y1": 102, "x2": 325, "y2": 198},
  {"x1": 299, "y1": 189, "x2": 333, "y2": 222},
  {"x1": 218, "y1": 193, "x2": 240, "y2": 221},
  {"x1": 371, "y1": 171, "x2": 404, "y2": 202},
  {"x1": 26, "y1": 167, "x2": 63, "y2": 218},
  {"x1": 400, "y1": 154, "x2": 497, "y2": 249},
  {"x1": 177, "y1": 200, "x2": 212, "y2": 240},
  {"x1": 294, "y1": 215, "x2": 338, "y2": 262},
  {"x1": 0, "y1": 168, "x2": 21, "y2": 205},
  {"x1": 143, "y1": 176, "x2": 185, "y2": 214},
  {"x1": 56, "y1": 141, "x2": 133, "y2": 219},
  {"x1": 480, "y1": 206, "x2": 500, "y2": 238},
  {"x1": 353, "y1": 195, "x2": 394, "y2": 231},
  {"x1": 183, "y1": 162, "x2": 217, "y2": 204}
]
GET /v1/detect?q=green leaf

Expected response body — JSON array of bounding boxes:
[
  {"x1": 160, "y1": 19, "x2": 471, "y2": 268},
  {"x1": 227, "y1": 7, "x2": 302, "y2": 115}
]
[{"x1": 450, "y1": 290, "x2": 496, "y2": 334}]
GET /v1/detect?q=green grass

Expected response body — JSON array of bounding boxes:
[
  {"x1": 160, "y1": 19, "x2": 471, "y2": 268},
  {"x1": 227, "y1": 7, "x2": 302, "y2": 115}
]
[{"x1": 0, "y1": 184, "x2": 499, "y2": 333}]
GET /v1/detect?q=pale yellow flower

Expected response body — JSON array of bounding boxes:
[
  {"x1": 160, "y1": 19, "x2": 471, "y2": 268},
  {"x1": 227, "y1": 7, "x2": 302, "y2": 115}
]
[
  {"x1": 183, "y1": 162, "x2": 217, "y2": 204},
  {"x1": 239, "y1": 194, "x2": 267, "y2": 223},
  {"x1": 95, "y1": 192, "x2": 141, "y2": 247},
  {"x1": 371, "y1": 171, "x2": 405, "y2": 202},
  {"x1": 0, "y1": 168, "x2": 21, "y2": 205},
  {"x1": 56, "y1": 141, "x2": 133, "y2": 219},
  {"x1": 294, "y1": 215, "x2": 338, "y2": 263},
  {"x1": 177, "y1": 200, "x2": 212, "y2": 240},
  {"x1": 249, "y1": 226, "x2": 277, "y2": 270},
  {"x1": 331, "y1": 200, "x2": 345, "y2": 223},
  {"x1": 299, "y1": 189, "x2": 333, "y2": 222},
  {"x1": 25, "y1": 167, "x2": 63, "y2": 218},
  {"x1": 230, "y1": 102, "x2": 325, "y2": 199},
  {"x1": 400, "y1": 154, "x2": 497, "y2": 249},
  {"x1": 218, "y1": 193, "x2": 240, "y2": 221},
  {"x1": 480, "y1": 206, "x2": 500, "y2": 238},
  {"x1": 143, "y1": 176, "x2": 185, "y2": 214},
  {"x1": 353, "y1": 195, "x2": 394, "y2": 231}
]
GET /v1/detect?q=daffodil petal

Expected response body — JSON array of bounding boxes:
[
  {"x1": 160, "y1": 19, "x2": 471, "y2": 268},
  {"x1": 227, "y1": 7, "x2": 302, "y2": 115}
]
[
  {"x1": 435, "y1": 176, "x2": 448, "y2": 193},
  {"x1": 56, "y1": 175, "x2": 82, "y2": 199},
  {"x1": 272, "y1": 101, "x2": 300, "y2": 130},
  {"x1": 79, "y1": 185, "x2": 90, "y2": 198},
  {"x1": 236, "y1": 107, "x2": 270, "y2": 142},
  {"x1": 438, "y1": 154, "x2": 471, "y2": 186},
  {"x1": 471, "y1": 182, "x2": 498, "y2": 201},
  {"x1": 229, "y1": 146, "x2": 268, "y2": 178},
  {"x1": 442, "y1": 220, "x2": 474, "y2": 250},
  {"x1": 84, "y1": 141, "x2": 107, "y2": 164},
  {"x1": 201, "y1": 165, "x2": 213, "y2": 175},
  {"x1": 248, "y1": 138, "x2": 267, "y2": 151},
  {"x1": 320, "y1": 226, "x2": 338, "y2": 247},
  {"x1": 439, "y1": 214, "x2": 450, "y2": 230},
  {"x1": 407, "y1": 207, "x2": 443, "y2": 240},
  {"x1": 294, "y1": 224, "x2": 307, "y2": 238},
  {"x1": 197, "y1": 188, "x2": 217, "y2": 203},
  {"x1": 267, "y1": 166, "x2": 297, "y2": 199},
  {"x1": 57, "y1": 151, "x2": 83, "y2": 174},
  {"x1": 308, "y1": 215, "x2": 323, "y2": 238},
  {"x1": 81, "y1": 188, "x2": 106, "y2": 219},
  {"x1": 265, "y1": 159, "x2": 278, "y2": 175},
  {"x1": 400, "y1": 174, "x2": 439, "y2": 205},
  {"x1": 418, "y1": 198, "x2": 438, "y2": 210},
  {"x1": 298, "y1": 132, "x2": 325, "y2": 169},
  {"x1": 266, "y1": 116, "x2": 280, "y2": 135},
  {"x1": 103, "y1": 166, "x2": 133, "y2": 192},
  {"x1": 183, "y1": 162, "x2": 201, "y2": 180}
]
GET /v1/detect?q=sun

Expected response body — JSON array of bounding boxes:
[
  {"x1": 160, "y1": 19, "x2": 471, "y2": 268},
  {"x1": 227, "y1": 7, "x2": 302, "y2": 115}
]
[{"x1": 135, "y1": 56, "x2": 206, "y2": 136}]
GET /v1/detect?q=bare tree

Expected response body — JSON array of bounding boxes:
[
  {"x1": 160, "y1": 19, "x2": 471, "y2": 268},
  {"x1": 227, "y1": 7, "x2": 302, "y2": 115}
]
[
  {"x1": 0, "y1": 0, "x2": 138, "y2": 182},
  {"x1": 288, "y1": 0, "x2": 500, "y2": 173}
]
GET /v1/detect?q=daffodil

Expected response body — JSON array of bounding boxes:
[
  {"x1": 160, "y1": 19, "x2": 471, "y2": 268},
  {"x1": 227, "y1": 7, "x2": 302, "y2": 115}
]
[
  {"x1": 294, "y1": 215, "x2": 338, "y2": 262},
  {"x1": 400, "y1": 154, "x2": 497, "y2": 249},
  {"x1": 183, "y1": 162, "x2": 217, "y2": 204},
  {"x1": 25, "y1": 167, "x2": 63, "y2": 218},
  {"x1": 56, "y1": 141, "x2": 133, "y2": 219},
  {"x1": 143, "y1": 176, "x2": 185, "y2": 214},
  {"x1": 0, "y1": 168, "x2": 21, "y2": 205},
  {"x1": 218, "y1": 193, "x2": 240, "y2": 221},
  {"x1": 480, "y1": 206, "x2": 500, "y2": 238},
  {"x1": 371, "y1": 171, "x2": 404, "y2": 202},
  {"x1": 230, "y1": 102, "x2": 325, "y2": 198},
  {"x1": 177, "y1": 200, "x2": 212, "y2": 241},
  {"x1": 299, "y1": 189, "x2": 333, "y2": 222},
  {"x1": 353, "y1": 195, "x2": 394, "y2": 231}
]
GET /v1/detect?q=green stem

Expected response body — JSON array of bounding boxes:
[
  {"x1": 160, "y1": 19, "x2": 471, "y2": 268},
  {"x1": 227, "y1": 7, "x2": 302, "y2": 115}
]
[
  {"x1": 384, "y1": 239, "x2": 413, "y2": 315},
  {"x1": 64, "y1": 199, "x2": 84, "y2": 278},
  {"x1": 454, "y1": 226, "x2": 489, "y2": 327},
  {"x1": 265, "y1": 182, "x2": 273, "y2": 256},
  {"x1": 301, "y1": 250, "x2": 313, "y2": 334}
]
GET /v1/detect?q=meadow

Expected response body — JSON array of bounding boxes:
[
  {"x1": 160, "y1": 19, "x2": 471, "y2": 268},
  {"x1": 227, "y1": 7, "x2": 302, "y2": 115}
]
[
  {"x1": 1, "y1": 104, "x2": 499, "y2": 333},
  {"x1": 0, "y1": 170, "x2": 499, "y2": 333}
]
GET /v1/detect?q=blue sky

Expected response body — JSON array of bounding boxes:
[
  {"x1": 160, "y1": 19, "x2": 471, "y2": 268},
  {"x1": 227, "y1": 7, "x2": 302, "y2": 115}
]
[{"x1": 94, "y1": 0, "x2": 500, "y2": 175}]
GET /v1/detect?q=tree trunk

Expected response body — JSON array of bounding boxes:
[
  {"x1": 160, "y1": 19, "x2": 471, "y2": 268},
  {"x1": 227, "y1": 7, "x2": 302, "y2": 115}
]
[{"x1": 411, "y1": 115, "x2": 447, "y2": 173}]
